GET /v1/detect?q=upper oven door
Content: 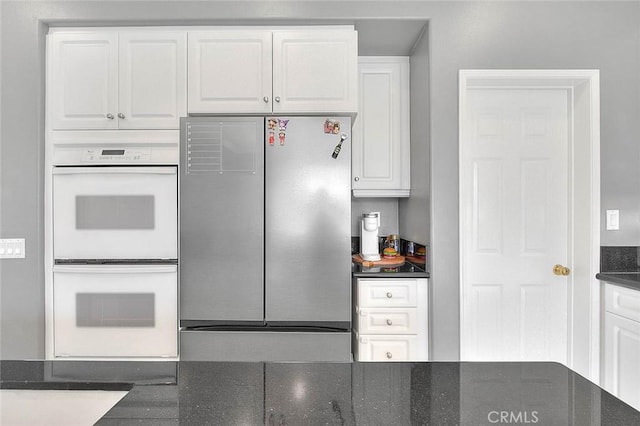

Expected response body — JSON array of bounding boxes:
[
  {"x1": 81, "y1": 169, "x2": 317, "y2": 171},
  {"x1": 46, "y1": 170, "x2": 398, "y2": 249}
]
[{"x1": 53, "y1": 166, "x2": 177, "y2": 261}]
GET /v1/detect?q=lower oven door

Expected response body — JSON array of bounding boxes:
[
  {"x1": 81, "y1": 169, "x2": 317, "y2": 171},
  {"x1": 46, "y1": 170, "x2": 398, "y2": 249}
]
[{"x1": 53, "y1": 264, "x2": 178, "y2": 358}]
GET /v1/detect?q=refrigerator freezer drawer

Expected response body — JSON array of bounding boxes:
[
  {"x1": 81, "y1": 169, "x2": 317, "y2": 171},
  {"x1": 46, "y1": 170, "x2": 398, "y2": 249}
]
[{"x1": 179, "y1": 330, "x2": 351, "y2": 362}]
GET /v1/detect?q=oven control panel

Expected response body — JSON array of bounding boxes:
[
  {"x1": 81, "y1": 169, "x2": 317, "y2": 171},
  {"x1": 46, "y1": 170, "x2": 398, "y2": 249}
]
[
  {"x1": 82, "y1": 148, "x2": 152, "y2": 162},
  {"x1": 52, "y1": 146, "x2": 178, "y2": 165}
]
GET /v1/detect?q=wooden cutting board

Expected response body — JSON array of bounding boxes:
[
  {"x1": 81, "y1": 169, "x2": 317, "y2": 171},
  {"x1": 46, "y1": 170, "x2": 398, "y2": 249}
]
[
  {"x1": 352, "y1": 254, "x2": 406, "y2": 267},
  {"x1": 405, "y1": 255, "x2": 426, "y2": 265}
]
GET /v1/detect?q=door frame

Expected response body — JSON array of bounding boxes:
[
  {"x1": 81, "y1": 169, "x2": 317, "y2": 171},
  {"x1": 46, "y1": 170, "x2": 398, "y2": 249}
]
[{"x1": 458, "y1": 69, "x2": 601, "y2": 382}]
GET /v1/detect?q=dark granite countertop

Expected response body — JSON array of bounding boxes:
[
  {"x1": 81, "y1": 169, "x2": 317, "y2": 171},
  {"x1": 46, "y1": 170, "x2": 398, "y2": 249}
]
[
  {"x1": 352, "y1": 260, "x2": 429, "y2": 278},
  {"x1": 2, "y1": 360, "x2": 638, "y2": 425},
  {"x1": 596, "y1": 272, "x2": 640, "y2": 292}
]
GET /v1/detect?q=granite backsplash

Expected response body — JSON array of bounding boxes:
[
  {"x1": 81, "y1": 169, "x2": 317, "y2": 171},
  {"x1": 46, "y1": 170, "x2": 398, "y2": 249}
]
[{"x1": 600, "y1": 246, "x2": 640, "y2": 272}]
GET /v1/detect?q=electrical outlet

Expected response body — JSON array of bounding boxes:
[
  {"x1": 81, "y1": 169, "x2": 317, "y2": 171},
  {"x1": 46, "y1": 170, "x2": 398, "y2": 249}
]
[{"x1": 0, "y1": 238, "x2": 25, "y2": 259}]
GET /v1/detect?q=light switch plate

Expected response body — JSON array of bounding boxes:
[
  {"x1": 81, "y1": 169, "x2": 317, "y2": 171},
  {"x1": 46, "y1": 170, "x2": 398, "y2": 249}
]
[
  {"x1": 606, "y1": 210, "x2": 619, "y2": 231},
  {"x1": 0, "y1": 238, "x2": 25, "y2": 258}
]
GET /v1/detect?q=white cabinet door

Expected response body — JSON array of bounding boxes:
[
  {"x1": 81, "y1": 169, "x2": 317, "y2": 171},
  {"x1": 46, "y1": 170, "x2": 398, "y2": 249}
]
[
  {"x1": 119, "y1": 32, "x2": 187, "y2": 129},
  {"x1": 188, "y1": 30, "x2": 272, "y2": 114},
  {"x1": 352, "y1": 57, "x2": 410, "y2": 197},
  {"x1": 49, "y1": 32, "x2": 118, "y2": 130},
  {"x1": 604, "y1": 312, "x2": 640, "y2": 411},
  {"x1": 272, "y1": 30, "x2": 357, "y2": 114}
]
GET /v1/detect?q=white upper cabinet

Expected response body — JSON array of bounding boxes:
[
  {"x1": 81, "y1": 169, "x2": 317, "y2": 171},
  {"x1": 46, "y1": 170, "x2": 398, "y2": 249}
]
[
  {"x1": 118, "y1": 32, "x2": 187, "y2": 129},
  {"x1": 352, "y1": 57, "x2": 410, "y2": 197},
  {"x1": 50, "y1": 32, "x2": 119, "y2": 130},
  {"x1": 188, "y1": 30, "x2": 272, "y2": 114},
  {"x1": 272, "y1": 30, "x2": 358, "y2": 114},
  {"x1": 188, "y1": 28, "x2": 358, "y2": 114},
  {"x1": 49, "y1": 30, "x2": 186, "y2": 130}
]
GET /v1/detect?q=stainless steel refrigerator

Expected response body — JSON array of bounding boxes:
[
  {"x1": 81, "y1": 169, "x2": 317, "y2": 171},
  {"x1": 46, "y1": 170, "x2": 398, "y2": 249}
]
[{"x1": 179, "y1": 116, "x2": 352, "y2": 361}]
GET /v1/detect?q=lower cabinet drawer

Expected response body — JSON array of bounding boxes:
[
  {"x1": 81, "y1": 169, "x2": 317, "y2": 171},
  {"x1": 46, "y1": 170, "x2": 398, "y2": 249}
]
[
  {"x1": 605, "y1": 283, "x2": 640, "y2": 322},
  {"x1": 358, "y1": 279, "x2": 418, "y2": 308},
  {"x1": 355, "y1": 334, "x2": 418, "y2": 362},
  {"x1": 355, "y1": 307, "x2": 417, "y2": 335}
]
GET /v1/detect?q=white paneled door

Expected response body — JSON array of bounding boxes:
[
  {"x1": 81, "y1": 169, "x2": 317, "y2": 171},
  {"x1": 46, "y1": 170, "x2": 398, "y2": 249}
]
[{"x1": 460, "y1": 88, "x2": 569, "y2": 362}]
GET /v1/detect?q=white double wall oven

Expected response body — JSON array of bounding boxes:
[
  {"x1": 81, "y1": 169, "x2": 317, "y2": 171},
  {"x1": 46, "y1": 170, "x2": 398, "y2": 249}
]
[{"x1": 48, "y1": 147, "x2": 179, "y2": 359}]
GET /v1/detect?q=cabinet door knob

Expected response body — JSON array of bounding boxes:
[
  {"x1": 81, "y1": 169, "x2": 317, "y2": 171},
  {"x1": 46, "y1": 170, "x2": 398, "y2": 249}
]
[
  {"x1": 386, "y1": 292, "x2": 393, "y2": 298},
  {"x1": 117, "y1": 113, "x2": 125, "y2": 119},
  {"x1": 275, "y1": 96, "x2": 281, "y2": 103},
  {"x1": 354, "y1": 177, "x2": 360, "y2": 182},
  {"x1": 263, "y1": 97, "x2": 269, "y2": 103},
  {"x1": 386, "y1": 319, "x2": 393, "y2": 326},
  {"x1": 106, "y1": 113, "x2": 114, "y2": 120},
  {"x1": 386, "y1": 352, "x2": 393, "y2": 359}
]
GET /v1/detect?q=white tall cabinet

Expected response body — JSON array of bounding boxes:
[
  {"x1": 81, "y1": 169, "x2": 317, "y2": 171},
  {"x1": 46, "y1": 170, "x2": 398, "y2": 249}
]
[
  {"x1": 352, "y1": 57, "x2": 410, "y2": 197},
  {"x1": 603, "y1": 283, "x2": 640, "y2": 411},
  {"x1": 48, "y1": 30, "x2": 187, "y2": 130},
  {"x1": 188, "y1": 28, "x2": 358, "y2": 114}
]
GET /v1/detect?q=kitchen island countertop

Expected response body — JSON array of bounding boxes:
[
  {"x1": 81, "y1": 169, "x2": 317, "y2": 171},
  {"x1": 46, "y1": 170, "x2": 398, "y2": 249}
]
[{"x1": 1, "y1": 360, "x2": 638, "y2": 425}]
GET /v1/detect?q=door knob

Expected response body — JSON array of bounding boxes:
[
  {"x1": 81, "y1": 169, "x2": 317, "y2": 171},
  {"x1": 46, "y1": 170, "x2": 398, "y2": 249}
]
[
  {"x1": 118, "y1": 113, "x2": 125, "y2": 119},
  {"x1": 106, "y1": 113, "x2": 114, "y2": 120},
  {"x1": 553, "y1": 264, "x2": 570, "y2": 276}
]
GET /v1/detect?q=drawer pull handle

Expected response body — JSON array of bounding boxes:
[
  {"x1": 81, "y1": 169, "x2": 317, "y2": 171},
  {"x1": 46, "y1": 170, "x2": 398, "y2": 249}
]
[
  {"x1": 386, "y1": 292, "x2": 393, "y2": 298},
  {"x1": 386, "y1": 352, "x2": 393, "y2": 359},
  {"x1": 386, "y1": 319, "x2": 393, "y2": 326}
]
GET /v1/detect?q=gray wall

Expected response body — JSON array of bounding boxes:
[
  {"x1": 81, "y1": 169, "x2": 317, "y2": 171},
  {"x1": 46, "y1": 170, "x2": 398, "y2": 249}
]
[
  {"x1": 2, "y1": 1, "x2": 640, "y2": 360},
  {"x1": 399, "y1": 23, "x2": 430, "y2": 247},
  {"x1": 351, "y1": 198, "x2": 399, "y2": 237}
]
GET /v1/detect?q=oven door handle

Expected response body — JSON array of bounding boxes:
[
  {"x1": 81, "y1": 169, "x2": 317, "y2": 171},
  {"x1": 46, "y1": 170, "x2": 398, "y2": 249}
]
[
  {"x1": 53, "y1": 265, "x2": 177, "y2": 274},
  {"x1": 53, "y1": 167, "x2": 176, "y2": 175}
]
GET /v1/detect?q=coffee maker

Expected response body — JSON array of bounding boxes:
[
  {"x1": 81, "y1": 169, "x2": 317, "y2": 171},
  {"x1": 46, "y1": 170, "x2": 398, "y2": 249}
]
[{"x1": 360, "y1": 212, "x2": 381, "y2": 261}]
